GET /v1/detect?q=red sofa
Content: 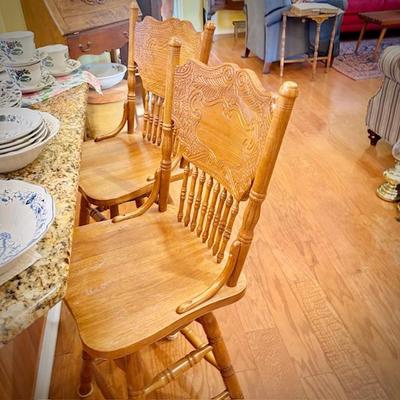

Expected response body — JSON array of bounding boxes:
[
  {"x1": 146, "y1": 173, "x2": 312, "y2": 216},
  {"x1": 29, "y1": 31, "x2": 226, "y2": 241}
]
[{"x1": 341, "y1": 0, "x2": 400, "y2": 32}]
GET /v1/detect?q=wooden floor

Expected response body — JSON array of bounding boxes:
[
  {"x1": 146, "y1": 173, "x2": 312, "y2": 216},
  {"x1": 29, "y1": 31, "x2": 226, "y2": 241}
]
[{"x1": 50, "y1": 36, "x2": 400, "y2": 399}]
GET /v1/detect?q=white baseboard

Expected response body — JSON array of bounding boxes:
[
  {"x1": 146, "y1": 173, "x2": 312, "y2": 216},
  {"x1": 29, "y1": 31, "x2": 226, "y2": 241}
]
[{"x1": 34, "y1": 301, "x2": 62, "y2": 400}]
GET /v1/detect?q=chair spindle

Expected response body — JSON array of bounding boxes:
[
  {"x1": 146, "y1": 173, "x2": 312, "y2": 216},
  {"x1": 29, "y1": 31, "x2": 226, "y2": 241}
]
[
  {"x1": 196, "y1": 175, "x2": 213, "y2": 237},
  {"x1": 191, "y1": 170, "x2": 206, "y2": 231},
  {"x1": 184, "y1": 166, "x2": 198, "y2": 226},
  {"x1": 212, "y1": 194, "x2": 233, "y2": 256},
  {"x1": 178, "y1": 164, "x2": 191, "y2": 222},
  {"x1": 207, "y1": 188, "x2": 227, "y2": 249}
]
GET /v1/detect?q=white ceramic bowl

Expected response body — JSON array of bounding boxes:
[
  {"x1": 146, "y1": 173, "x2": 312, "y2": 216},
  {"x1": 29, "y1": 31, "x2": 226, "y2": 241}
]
[
  {"x1": 82, "y1": 62, "x2": 127, "y2": 89},
  {"x1": 0, "y1": 112, "x2": 60, "y2": 173}
]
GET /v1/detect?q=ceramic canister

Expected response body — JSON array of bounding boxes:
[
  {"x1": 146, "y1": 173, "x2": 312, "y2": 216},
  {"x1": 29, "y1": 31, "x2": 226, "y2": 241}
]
[
  {"x1": 41, "y1": 44, "x2": 69, "y2": 73},
  {"x1": 0, "y1": 31, "x2": 35, "y2": 62},
  {"x1": 6, "y1": 58, "x2": 42, "y2": 89}
]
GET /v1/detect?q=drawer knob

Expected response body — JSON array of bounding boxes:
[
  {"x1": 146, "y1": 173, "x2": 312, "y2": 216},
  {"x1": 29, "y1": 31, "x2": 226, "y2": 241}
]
[{"x1": 79, "y1": 41, "x2": 92, "y2": 52}]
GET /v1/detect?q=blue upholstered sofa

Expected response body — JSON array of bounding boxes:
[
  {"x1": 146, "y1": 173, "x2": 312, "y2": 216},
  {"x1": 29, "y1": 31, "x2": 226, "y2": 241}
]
[{"x1": 243, "y1": 0, "x2": 348, "y2": 73}]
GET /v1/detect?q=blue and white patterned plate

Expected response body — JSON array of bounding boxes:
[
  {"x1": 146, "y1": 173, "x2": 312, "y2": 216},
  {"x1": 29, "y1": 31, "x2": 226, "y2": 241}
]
[{"x1": 0, "y1": 180, "x2": 55, "y2": 267}]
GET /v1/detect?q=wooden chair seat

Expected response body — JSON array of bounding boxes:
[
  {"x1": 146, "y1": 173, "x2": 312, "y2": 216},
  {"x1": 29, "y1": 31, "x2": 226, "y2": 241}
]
[
  {"x1": 66, "y1": 204, "x2": 246, "y2": 359},
  {"x1": 79, "y1": 134, "x2": 183, "y2": 206}
]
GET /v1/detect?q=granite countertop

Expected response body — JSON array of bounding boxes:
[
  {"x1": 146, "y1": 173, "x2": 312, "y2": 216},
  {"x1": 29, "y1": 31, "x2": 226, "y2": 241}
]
[{"x1": 0, "y1": 84, "x2": 88, "y2": 344}]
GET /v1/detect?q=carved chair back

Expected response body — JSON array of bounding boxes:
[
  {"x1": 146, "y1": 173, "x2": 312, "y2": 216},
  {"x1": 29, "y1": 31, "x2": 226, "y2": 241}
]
[
  {"x1": 134, "y1": 17, "x2": 215, "y2": 147},
  {"x1": 163, "y1": 60, "x2": 298, "y2": 312}
]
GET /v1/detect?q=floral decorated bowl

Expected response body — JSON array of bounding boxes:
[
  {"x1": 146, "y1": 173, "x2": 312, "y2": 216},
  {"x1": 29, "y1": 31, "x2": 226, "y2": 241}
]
[
  {"x1": 0, "y1": 111, "x2": 60, "y2": 173},
  {"x1": 82, "y1": 62, "x2": 127, "y2": 89},
  {"x1": 0, "y1": 179, "x2": 55, "y2": 267}
]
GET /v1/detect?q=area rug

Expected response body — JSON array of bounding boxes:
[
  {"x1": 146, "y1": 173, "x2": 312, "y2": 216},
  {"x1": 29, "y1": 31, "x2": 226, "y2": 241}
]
[{"x1": 333, "y1": 37, "x2": 400, "y2": 80}]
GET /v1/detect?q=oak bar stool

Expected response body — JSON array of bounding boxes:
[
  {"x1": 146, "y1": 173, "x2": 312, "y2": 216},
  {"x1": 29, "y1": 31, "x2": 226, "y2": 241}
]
[
  {"x1": 66, "y1": 53, "x2": 298, "y2": 398},
  {"x1": 78, "y1": 3, "x2": 215, "y2": 225}
]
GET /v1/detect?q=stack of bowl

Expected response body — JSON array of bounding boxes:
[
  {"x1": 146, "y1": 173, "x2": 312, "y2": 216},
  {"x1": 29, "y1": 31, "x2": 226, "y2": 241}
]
[
  {"x1": 0, "y1": 31, "x2": 55, "y2": 94},
  {"x1": 0, "y1": 108, "x2": 60, "y2": 173}
]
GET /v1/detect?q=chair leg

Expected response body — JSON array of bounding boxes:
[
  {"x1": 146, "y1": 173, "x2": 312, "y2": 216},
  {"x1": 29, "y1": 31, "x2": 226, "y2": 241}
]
[
  {"x1": 79, "y1": 196, "x2": 91, "y2": 226},
  {"x1": 78, "y1": 351, "x2": 94, "y2": 398},
  {"x1": 109, "y1": 205, "x2": 120, "y2": 218},
  {"x1": 198, "y1": 313, "x2": 244, "y2": 399},
  {"x1": 241, "y1": 47, "x2": 250, "y2": 58},
  {"x1": 263, "y1": 61, "x2": 272, "y2": 74},
  {"x1": 368, "y1": 129, "x2": 381, "y2": 146},
  {"x1": 126, "y1": 352, "x2": 146, "y2": 400}
]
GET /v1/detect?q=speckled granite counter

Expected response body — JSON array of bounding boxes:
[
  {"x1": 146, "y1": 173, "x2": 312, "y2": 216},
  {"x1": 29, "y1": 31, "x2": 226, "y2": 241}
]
[{"x1": 0, "y1": 84, "x2": 88, "y2": 344}]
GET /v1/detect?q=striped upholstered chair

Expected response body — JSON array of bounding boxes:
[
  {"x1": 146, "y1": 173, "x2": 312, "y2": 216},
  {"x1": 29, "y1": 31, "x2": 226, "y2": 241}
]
[{"x1": 366, "y1": 46, "x2": 400, "y2": 146}]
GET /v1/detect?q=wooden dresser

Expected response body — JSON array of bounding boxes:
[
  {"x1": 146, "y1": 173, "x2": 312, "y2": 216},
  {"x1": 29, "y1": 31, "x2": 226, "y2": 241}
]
[{"x1": 21, "y1": 0, "x2": 141, "y2": 60}]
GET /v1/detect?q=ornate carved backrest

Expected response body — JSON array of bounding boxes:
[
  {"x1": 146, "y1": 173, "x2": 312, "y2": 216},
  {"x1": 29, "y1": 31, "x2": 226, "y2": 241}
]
[
  {"x1": 135, "y1": 17, "x2": 215, "y2": 145},
  {"x1": 173, "y1": 61, "x2": 274, "y2": 202},
  {"x1": 135, "y1": 17, "x2": 201, "y2": 96},
  {"x1": 168, "y1": 60, "x2": 298, "y2": 313}
]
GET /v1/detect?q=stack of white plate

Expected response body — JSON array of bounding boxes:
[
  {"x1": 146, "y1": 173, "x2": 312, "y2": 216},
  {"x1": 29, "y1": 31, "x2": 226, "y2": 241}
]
[
  {"x1": 0, "y1": 108, "x2": 60, "y2": 173},
  {"x1": 0, "y1": 79, "x2": 21, "y2": 108}
]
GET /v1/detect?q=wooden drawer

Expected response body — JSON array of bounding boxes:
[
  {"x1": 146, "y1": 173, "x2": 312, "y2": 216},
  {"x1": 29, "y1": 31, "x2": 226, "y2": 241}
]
[
  {"x1": 66, "y1": 21, "x2": 129, "y2": 59},
  {"x1": 44, "y1": 0, "x2": 134, "y2": 35}
]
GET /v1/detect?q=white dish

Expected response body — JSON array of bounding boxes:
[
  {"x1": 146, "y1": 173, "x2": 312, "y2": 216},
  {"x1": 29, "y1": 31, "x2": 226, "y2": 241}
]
[
  {"x1": 0, "y1": 179, "x2": 55, "y2": 267},
  {"x1": 0, "y1": 79, "x2": 21, "y2": 108},
  {"x1": 0, "y1": 120, "x2": 45, "y2": 150},
  {"x1": 20, "y1": 73, "x2": 55, "y2": 94},
  {"x1": 50, "y1": 59, "x2": 81, "y2": 77},
  {"x1": 0, "y1": 108, "x2": 42, "y2": 144},
  {"x1": 0, "y1": 112, "x2": 60, "y2": 173},
  {"x1": 0, "y1": 125, "x2": 47, "y2": 155},
  {"x1": 82, "y1": 62, "x2": 126, "y2": 89}
]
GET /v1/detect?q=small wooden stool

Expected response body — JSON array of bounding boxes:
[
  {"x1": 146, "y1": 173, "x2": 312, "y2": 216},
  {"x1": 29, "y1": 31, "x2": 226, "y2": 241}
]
[
  {"x1": 232, "y1": 20, "x2": 246, "y2": 40},
  {"x1": 86, "y1": 80, "x2": 128, "y2": 140}
]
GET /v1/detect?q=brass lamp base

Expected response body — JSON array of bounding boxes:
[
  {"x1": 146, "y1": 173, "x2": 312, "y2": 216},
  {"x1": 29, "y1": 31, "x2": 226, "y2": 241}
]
[{"x1": 377, "y1": 161, "x2": 400, "y2": 202}]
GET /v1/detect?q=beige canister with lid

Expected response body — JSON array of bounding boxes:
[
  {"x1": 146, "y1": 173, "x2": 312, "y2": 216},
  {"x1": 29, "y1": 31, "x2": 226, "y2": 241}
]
[{"x1": 86, "y1": 80, "x2": 128, "y2": 140}]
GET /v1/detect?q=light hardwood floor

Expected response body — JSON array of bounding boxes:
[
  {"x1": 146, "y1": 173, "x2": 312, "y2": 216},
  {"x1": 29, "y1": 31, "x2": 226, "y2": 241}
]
[{"x1": 50, "y1": 36, "x2": 400, "y2": 399}]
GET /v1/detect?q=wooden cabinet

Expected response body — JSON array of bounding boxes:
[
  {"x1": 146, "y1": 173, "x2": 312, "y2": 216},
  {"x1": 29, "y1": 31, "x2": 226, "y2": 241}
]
[
  {"x1": 21, "y1": 0, "x2": 141, "y2": 59},
  {"x1": 0, "y1": 317, "x2": 45, "y2": 400}
]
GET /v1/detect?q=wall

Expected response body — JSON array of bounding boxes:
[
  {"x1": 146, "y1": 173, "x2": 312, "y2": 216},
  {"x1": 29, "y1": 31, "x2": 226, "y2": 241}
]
[
  {"x1": 174, "y1": 0, "x2": 245, "y2": 34},
  {"x1": 212, "y1": 9, "x2": 245, "y2": 35},
  {"x1": 0, "y1": 0, "x2": 26, "y2": 32},
  {"x1": 174, "y1": 0, "x2": 203, "y2": 31}
]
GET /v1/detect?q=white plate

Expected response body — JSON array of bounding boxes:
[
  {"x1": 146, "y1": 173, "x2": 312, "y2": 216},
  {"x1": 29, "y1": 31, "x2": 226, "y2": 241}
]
[
  {"x1": 0, "y1": 179, "x2": 55, "y2": 267},
  {"x1": 0, "y1": 120, "x2": 45, "y2": 150},
  {"x1": 82, "y1": 62, "x2": 126, "y2": 89},
  {"x1": 50, "y1": 59, "x2": 81, "y2": 77},
  {"x1": 20, "y1": 73, "x2": 55, "y2": 94},
  {"x1": 0, "y1": 79, "x2": 21, "y2": 108},
  {"x1": 0, "y1": 108, "x2": 42, "y2": 144},
  {"x1": 0, "y1": 112, "x2": 60, "y2": 173},
  {"x1": 0, "y1": 125, "x2": 47, "y2": 154}
]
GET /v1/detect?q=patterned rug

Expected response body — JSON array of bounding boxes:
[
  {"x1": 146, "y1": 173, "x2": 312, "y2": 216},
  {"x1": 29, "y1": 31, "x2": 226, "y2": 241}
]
[{"x1": 333, "y1": 37, "x2": 400, "y2": 80}]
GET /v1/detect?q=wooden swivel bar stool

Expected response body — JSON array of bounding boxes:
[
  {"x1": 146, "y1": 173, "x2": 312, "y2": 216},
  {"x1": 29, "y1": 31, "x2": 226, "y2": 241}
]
[
  {"x1": 65, "y1": 46, "x2": 298, "y2": 399},
  {"x1": 78, "y1": 4, "x2": 215, "y2": 225}
]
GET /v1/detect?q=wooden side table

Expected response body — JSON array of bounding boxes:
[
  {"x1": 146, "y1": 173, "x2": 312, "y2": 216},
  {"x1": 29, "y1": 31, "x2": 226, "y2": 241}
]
[
  {"x1": 280, "y1": 10, "x2": 339, "y2": 80},
  {"x1": 355, "y1": 10, "x2": 400, "y2": 59}
]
